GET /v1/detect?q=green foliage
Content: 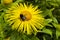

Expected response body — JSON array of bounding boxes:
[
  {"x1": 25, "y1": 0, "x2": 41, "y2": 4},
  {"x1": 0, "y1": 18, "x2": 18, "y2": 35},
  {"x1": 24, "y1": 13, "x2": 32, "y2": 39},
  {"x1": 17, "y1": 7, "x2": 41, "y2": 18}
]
[
  {"x1": 10, "y1": 31, "x2": 39, "y2": 40},
  {"x1": 0, "y1": 0, "x2": 60, "y2": 40}
]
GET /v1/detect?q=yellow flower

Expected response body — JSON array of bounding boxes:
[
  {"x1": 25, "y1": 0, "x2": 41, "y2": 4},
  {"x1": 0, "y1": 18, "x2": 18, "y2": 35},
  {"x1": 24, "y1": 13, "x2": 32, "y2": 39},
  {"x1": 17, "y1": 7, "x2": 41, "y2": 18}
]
[
  {"x1": 4, "y1": 3, "x2": 45, "y2": 35},
  {"x1": 3, "y1": 0, "x2": 13, "y2": 4}
]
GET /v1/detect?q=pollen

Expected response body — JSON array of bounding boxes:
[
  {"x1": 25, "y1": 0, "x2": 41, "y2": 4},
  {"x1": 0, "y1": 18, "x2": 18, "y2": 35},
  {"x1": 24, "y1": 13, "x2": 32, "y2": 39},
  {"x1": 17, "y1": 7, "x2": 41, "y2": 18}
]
[{"x1": 20, "y1": 11, "x2": 32, "y2": 21}]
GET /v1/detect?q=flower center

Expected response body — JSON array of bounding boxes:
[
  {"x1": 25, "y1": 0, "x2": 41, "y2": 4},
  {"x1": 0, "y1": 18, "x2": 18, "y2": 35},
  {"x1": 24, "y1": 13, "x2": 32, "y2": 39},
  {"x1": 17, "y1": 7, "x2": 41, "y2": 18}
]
[{"x1": 20, "y1": 11, "x2": 32, "y2": 21}]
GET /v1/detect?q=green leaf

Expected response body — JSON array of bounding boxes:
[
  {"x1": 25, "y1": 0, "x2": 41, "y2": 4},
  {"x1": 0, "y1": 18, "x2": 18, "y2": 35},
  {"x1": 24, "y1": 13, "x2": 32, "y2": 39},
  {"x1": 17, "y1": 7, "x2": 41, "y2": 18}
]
[
  {"x1": 57, "y1": 0, "x2": 60, "y2": 5},
  {"x1": 46, "y1": 0, "x2": 59, "y2": 7},
  {"x1": 44, "y1": 19, "x2": 53, "y2": 27},
  {"x1": 31, "y1": 36, "x2": 39, "y2": 40},
  {"x1": 0, "y1": 24, "x2": 4, "y2": 40},
  {"x1": 48, "y1": 8, "x2": 54, "y2": 17},
  {"x1": 52, "y1": 23, "x2": 60, "y2": 31},
  {"x1": 43, "y1": 37, "x2": 46, "y2": 40},
  {"x1": 10, "y1": 31, "x2": 39, "y2": 40},
  {"x1": 42, "y1": 8, "x2": 54, "y2": 17},
  {"x1": 56, "y1": 30, "x2": 60, "y2": 39},
  {"x1": 49, "y1": 2, "x2": 59, "y2": 7},
  {"x1": 45, "y1": 19, "x2": 52, "y2": 23},
  {"x1": 42, "y1": 27, "x2": 52, "y2": 36},
  {"x1": 52, "y1": 17, "x2": 58, "y2": 24},
  {"x1": 47, "y1": 8, "x2": 58, "y2": 24}
]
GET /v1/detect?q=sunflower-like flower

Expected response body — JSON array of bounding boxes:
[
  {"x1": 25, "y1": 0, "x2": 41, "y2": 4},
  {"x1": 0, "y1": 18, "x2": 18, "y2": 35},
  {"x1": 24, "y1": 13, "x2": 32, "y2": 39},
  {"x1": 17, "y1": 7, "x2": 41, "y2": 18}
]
[{"x1": 4, "y1": 3, "x2": 45, "y2": 35}]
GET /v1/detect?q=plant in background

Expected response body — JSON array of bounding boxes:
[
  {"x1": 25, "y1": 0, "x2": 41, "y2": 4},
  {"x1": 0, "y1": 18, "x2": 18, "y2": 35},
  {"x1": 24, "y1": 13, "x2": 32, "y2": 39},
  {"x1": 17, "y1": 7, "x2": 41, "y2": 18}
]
[
  {"x1": 0, "y1": 0, "x2": 60, "y2": 40},
  {"x1": 2, "y1": 0, "x2": 13, "y2": 4}
]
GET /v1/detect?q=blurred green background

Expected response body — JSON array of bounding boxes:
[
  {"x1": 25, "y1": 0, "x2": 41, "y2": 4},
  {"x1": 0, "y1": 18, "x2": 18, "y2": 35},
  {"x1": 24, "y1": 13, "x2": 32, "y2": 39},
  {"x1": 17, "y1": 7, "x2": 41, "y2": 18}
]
[{"x1": 0, "y1": 0, "x2": 60, "y2": 40}]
